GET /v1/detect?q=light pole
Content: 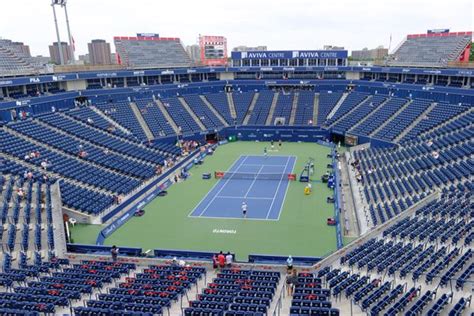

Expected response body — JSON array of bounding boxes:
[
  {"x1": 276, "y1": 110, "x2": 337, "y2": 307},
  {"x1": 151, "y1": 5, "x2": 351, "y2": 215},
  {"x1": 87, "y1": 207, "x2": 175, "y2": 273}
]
[
  {"x1": 61, "y1": 0, "x2": 75, "y2": 63},
  {"x1": 51, "y1": 0, "x2": 65, "y2": 65}
]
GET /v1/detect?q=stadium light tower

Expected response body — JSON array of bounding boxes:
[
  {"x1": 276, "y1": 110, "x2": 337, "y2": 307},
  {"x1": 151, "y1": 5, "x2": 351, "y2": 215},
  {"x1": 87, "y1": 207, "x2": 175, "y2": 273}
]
[
  {"x1": 60, "y1": 0, "x2": 76, "y2": 63},
  {"x1": 51, "y1": 0, "x2": 65, "y2": 65}
]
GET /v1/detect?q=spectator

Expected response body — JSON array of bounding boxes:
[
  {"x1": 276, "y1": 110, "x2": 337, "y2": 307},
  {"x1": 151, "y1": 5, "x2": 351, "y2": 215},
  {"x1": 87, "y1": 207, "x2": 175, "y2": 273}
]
[
  {"x1": 171, "y1": 257, "x2": 179, "y2": 267},
  {"x1": 40, "y1": 160, "x2": 48, "y2": 170},
  {"x1": 217, "y1": 251, "x2": 225, "y2": 269},
  {"x1": 111, "y1": 245, "x2": 119, "y2": 262},
  {"x1": 286, "y1": 269, "x2": 298, "y2": 296},
  {"x1": 225, "y1": 252, "x2": 233, "y2": 268},
  {"x1": 212, "y1": 254, "x2": 218, "y2": 270},
  {"x1": 287, "y1": 255, "x2": 293, "y2": 271},
  {"x1": 17, "y1": 188, "x2": 25, "y2": 199}
]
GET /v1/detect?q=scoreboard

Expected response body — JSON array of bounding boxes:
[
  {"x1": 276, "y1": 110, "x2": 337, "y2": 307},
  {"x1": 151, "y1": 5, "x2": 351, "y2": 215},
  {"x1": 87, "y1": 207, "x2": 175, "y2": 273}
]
[{"x1": 199, "y1": 35, "x2": 228, "y2": 66}]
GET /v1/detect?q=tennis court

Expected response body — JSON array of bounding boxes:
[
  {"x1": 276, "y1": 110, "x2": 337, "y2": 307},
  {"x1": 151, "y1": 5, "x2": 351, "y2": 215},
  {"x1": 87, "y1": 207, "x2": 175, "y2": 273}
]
[
  {"x1": 71, "y1": 141, "x2": 338, "y2": 260},
  {"x1": 189, "y1": 155, "x2": 296, "y2": 220}
]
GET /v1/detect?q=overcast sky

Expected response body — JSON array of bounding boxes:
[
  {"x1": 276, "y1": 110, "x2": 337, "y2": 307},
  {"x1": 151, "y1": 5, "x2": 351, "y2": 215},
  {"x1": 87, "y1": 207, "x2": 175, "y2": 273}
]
[{"x1": 1, "y1": 0, "x2": 472, "y2": 57}]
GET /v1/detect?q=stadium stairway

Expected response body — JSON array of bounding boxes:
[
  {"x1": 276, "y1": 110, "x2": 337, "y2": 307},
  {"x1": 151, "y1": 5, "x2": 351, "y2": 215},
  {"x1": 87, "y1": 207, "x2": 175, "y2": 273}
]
[
  {"x1": 393, "y1": 102, "x2": 437, "y2": 142},
  {"x1": 33, "y1": 117, "x2": 157, "y2": 167},
  {"x1": 129, "y1": 102, "x2": 154, "y2": 141},
  {"x1": 199, "y1": 95, "x2": 229, "y2": 127},
  {"x1": 0, "y1": 128, "x2": 116, "y2": 196},
  {"x1": 90, "y1": 105, "x2": 132, "y2": 136},
  {"x1": 227, "y1": 92, "x2": 237, "y2": 120},
  {"x1": 243, "y1": 92, "x2": 260, "y2": 125},
  {"x1": 348, "y1": 97, "x2": 392, "y2": 133},
  {"x1": 289, "y1": 92, "x2": 299, "y2": 125},
  {"x1": 326, "y1": 92, "x2": 348, "y2": 120},
  {"x1": 52, "y1": 111, "x2": 173, "y2": 158},
  {"x1": 155, "y1": 99, "x2": 180, "y2": 134},
  {"x1": 0, "y1": 151, "x2": 108, "y2": 223},
  {"x1": 265, "y1": 92, "x2": 280, "y2": 125},
  {"x1": 4, "y1": 125, "x2": 144, "y2": 183},
  {"x1": 417, "y1": 106, "x2": 474, "y2": 140},
  {"x1": 328, "y1": 95, "x2": 373, "y2": 128},
  {"x1": 178, "y1": 97, "x2": 207, "y2": 131},
  {"x1": 369, "y1": 99, "x2": 413, "y2": 137},
  {"x1": 312, "y1": 93, "x2": 319, "y2": 126}
]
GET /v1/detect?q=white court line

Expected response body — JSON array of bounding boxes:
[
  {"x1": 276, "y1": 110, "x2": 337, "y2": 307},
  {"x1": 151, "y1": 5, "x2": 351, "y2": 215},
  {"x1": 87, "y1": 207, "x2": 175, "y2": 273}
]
[
  {"x1": 216, "y1": 196, "x2": 273, "y2": 200},
  {"x1": 242, "y1": 164, "x2": 288, "y2": 168},
  {"x1": 196, "y1": 156, "x2": 249, "y2": 217},
  {"x1": 196, "y1": 215, "x2": 279, "y2": 222},
  {"x1": 187, "y1": 155, "x2": 244, "y2": 217},
  {"x1": 265, "y1": 156, "x2": 291, "y2": 220},
  {"x1": 243, "y1": 165, "x2": 264, "y2": 198},
  {"x1": 275, "y1": 156, "x2": 297, "y2": 221}
]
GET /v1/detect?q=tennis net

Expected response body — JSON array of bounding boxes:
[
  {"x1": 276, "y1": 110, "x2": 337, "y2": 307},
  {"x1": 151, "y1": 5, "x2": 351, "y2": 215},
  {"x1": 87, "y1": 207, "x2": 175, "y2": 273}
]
[{"x1": 215, "y1": 171, "x2": 296, "y2": 181}]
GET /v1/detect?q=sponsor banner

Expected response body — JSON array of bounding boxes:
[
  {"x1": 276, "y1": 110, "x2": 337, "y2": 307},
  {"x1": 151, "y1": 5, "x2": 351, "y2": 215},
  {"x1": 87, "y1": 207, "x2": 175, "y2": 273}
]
[
  {"x1": 99, "y1": 179, "x2": 173, "y2": 241},
  {"x1": 231, "y1": 50, "x2": 348, "y2": 60}
]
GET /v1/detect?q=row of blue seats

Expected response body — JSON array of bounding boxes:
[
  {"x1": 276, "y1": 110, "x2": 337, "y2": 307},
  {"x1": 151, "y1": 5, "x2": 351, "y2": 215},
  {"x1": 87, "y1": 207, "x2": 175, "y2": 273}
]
[
  {"x1": 39, "y1": 112, "x2": 167, "y2": 164},
  {"x1": 8, "y1": 120, "x2": 155, "y2": 180},
  {"x1": 0, "y1": 129, "x2": 140, "y2": 195}
]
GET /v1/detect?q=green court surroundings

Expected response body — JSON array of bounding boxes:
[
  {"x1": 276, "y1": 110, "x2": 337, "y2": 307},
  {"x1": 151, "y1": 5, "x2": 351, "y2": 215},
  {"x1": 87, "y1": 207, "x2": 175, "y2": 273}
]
[{"x1": 71, "y1": 141, "x2": 339, "y2": 261}]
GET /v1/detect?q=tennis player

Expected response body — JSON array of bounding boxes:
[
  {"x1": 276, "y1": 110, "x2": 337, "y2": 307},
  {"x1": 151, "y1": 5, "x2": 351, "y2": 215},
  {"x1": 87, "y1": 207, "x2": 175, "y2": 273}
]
[
  {"x1": 242, "y1": 201, "x2": 248, "y2": 218},
  {"x1": 264, "y1": 147, "x2": 268, "y2": 158}
]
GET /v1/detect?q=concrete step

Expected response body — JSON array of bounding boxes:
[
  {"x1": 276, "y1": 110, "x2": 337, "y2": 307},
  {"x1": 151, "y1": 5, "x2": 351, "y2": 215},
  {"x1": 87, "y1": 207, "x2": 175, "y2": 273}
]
[
  {"x1": 0, "y1": 150, "x2": 111, "y2": 198},
  {"x1": 348, "y1": 96, "x2": 392, "y2": 133},
  {"x1": 418, "y1": 106, "x2": 473, "y2": 139},
  {"x1": 394, "y1": 102, "x2": 438, "y2": 142},
  {"x1": 329, "y1": 95, "x2": 372, "y2": 128},
  {"x1": 34, "y1": 118, "x2": 152, "y2": 166},
  {"x1": 326, "y1": 92, "x2": 348, "y2": 120},
  {"x1": 200, "y1": 95, "x2": 229, "y2": 127},
  {"x1": 89, "y1": 105, "x2": 132, "y2": 135},
  {"x1": 129, "y1": 102, "x2": 154, "y2": 141},
  {"x1": 155, "y1": 99, "x2": 180, "y2": 134},
  {"x1": 178, "y1": 97, "x2": 207, "y2": 131},
  {"x1": 265, "y1": 92, "x2": 279, "y2": 125},
  {"x1": 5, "y1": 125, "x2": 143, "y2": 183},
  {"x1": 53, "y1": 112, "x2": 163, "y2": 155},
  {"x1": 289, "y1": 92, "x2": 299, "y2": 125},
  {"x1": 313, "y1": 93, "x2": 320, "y2": 126},
  {"x1": 227, "y1": 93, "x2": 237, "y2": 119},
  {"x1": 243, "y1": 92, "x2": 260, "y2": 125},
  {"x1": 369, "y1": 99, "x2": 413, "y2": 137}
]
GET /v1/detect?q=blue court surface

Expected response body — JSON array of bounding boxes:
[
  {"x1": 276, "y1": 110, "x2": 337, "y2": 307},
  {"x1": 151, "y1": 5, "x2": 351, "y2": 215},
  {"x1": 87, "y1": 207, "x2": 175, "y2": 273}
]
[{"x1": 189, "y1": 155, "x2": 296, "y2": 220}]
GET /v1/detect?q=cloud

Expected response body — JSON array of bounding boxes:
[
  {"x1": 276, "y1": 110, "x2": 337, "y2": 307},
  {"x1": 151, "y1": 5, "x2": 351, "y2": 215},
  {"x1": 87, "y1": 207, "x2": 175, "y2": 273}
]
[{"x1": 0, "y1": 0, "x2": 471, "y2": 56}]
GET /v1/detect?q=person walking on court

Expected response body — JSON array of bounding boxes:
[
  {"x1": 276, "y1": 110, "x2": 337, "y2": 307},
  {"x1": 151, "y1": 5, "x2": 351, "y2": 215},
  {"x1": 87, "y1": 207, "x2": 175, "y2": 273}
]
[
  {"x1": 263, "y1": 147, "x2": 268, "y2": 158},
  {"x1": 271, "y1": 140, "x2": 275, "y2": 151},
  {"x1": 242, "y1": 201, "x2": 248, "y2": 218},
  {"x1": 279, "y1": 139, "x2": 282, "y2": 148}
]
